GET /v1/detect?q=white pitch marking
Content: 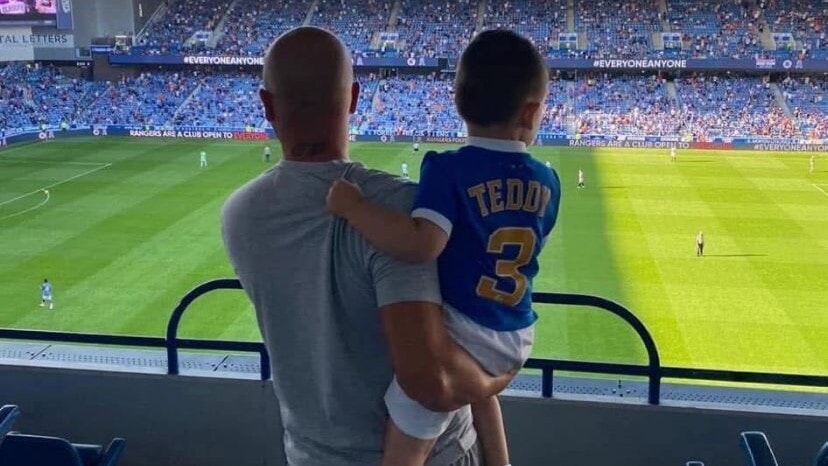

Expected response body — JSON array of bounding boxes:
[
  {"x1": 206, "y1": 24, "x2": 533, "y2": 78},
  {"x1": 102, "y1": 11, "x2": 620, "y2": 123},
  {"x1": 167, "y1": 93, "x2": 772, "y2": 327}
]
[
  {"x1": 0, "y1": 163, "x2": 112, "y2": 208},
  {"x1": 814, "y1": 184, "x2": 828, "y2": 197},
  {"x1": 0, "y1": 159, "x2": 110, "y2": 167},
  {"x1": 0, "y1": 190, "x2": 50, "y2": 220}
]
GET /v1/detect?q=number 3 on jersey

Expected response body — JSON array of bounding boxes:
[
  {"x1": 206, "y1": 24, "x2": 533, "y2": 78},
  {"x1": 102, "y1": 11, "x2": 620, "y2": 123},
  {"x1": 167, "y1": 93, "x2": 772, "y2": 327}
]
[{"x1": 475, "y1": 227, "x2": 537, "y2": 307}]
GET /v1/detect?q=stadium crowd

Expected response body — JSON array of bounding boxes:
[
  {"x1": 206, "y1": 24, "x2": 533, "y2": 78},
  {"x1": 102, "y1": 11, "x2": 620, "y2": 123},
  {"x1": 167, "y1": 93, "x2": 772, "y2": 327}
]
[
  {"x1": 120, "y1": 0, "x2": 826, "y2": 60},
  {"x1": 81, "y1": 72, "x2": 198, "y2": 127},
  {"x1": 310, "y1": 0, "x2": 393, "y2": 56},
  {"x1": 134, "y1": 0, "x2": 232, "y2": 55},
  {"x1": 543, "y1": 77, "x2": 572, "y2": 135},
  {"x1": 392, "y1": 0, "x2": 479, "y2": 58},
  {"x1": 482, "y1": 0, "x2": 567, "y2": 55},
  {"x1": 216, "y1": 0, "x2": 313, "y2": 57},
  {"x1": 1, "y1": 62, "x2": 824, "y2": 140},
  {"x1": 667, "y1": 0, "x2": 765, "y2": 59},
  {"x1": 172, "y1": 72, "x2": 264, "y2": 128},
  {"x1": 574, "y1": 74, "x2": 683, "y2": 136},
  {"x1": 360, "y1": 74, "x2": 464, "y2": 136},
  {"x1": 675, "y1": 75, "x2": 798, "y2": 138},
  {"x1": 576, "y1": 0, "x2": 661, "y2": 59},
  {"x1": 761, "y1": 0, "x2": 827, "y2": 59},
  {"x1": 780, "y1": 75, "x2": 827, "y2": 138},
  {"x1": 0, "y1": 63, "x2": 106, "y2": 131}
]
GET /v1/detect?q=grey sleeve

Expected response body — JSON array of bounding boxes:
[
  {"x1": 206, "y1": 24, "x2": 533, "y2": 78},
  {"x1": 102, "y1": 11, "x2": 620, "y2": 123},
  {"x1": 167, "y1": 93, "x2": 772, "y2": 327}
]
[
  {"x1": 220, "y1": 186, "x2": 251, "y2": 277},
  {"x1": 363, "y1": 177, "x2": 443, "y2": 307},
  {"x1": 371, "y1": 250, "x2": 443, "y2": 308}
]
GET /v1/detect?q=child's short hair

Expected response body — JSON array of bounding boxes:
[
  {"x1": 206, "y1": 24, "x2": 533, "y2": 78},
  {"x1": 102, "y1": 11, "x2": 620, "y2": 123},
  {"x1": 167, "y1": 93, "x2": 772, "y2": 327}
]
[{"x1": 455, "y1": 30, "x2": 548, "y2": 127}]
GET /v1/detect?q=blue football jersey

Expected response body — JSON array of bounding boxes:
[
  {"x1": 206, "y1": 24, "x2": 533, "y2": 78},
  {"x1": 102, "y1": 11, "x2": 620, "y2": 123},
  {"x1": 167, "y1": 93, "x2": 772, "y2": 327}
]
[
  {"x1": 412, "y1": 139, "x2": 561, "y2": 331},
  {"x1": 41, "y1": 283, "x2": 52, "y2": 296}
]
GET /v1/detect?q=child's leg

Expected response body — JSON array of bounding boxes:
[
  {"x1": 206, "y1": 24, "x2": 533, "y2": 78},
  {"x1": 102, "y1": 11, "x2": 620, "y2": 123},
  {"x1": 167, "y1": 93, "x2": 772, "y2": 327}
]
[
  {"x1": 381, "y1": 420, "x2": 436, "y2": 466},
  {"x1": 471, "y1": 395, "x2": 509, "y2": 466}
]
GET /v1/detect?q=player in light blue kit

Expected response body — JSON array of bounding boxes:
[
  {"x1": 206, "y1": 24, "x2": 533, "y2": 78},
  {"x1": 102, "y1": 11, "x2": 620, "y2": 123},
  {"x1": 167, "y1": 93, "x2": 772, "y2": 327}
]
[
  {"x1": 328, "y1": 30, "x2": 561, "y2": 466},
  {"x1": 40, "y1": 278, "x2": 53, "y2": 310}
]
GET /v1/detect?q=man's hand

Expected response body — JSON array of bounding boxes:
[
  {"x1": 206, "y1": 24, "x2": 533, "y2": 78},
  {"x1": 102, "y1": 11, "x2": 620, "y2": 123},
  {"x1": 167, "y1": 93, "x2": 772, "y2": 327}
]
[
  {"x1": 382, "y1": 302, "x2": 519, "y2": 412},
  {"x1": 326, "y1": 179, "x2": 364, "y2": 217}
]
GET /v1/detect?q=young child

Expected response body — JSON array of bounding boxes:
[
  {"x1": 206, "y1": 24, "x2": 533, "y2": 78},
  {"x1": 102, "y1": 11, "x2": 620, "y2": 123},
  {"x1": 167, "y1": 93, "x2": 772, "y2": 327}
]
[{"x1": 327, "y1": 30, "x2": 561, "y2": 466}]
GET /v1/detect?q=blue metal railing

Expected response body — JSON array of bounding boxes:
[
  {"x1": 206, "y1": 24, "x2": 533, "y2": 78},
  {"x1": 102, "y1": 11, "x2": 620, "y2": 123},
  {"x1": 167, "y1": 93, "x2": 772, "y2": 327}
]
[
  {"x1": 0, "y1": 279, "x2": 269, "y2": 381},
  {"x1": 527, "y1": 292, "x2": 661, "y2": 403},
  {"x1": 1, "y1": 279, "x2": 827, "y2": 403},
  {"x1": 165, "y1": 278, "x2": 269, "y2": 379}
]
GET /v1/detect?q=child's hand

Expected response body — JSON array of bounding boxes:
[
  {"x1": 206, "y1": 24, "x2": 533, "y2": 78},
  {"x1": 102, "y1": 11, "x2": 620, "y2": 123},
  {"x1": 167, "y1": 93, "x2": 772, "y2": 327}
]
[{"x1": 326, "y1": 179, "x2": 364, "y2": 217}]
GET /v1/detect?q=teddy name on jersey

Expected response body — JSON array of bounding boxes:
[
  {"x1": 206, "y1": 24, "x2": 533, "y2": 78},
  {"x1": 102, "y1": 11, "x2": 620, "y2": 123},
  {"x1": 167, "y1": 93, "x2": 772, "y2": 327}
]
[{"x1": 467, "y1": 178, "x2": 552, "y2": 218}]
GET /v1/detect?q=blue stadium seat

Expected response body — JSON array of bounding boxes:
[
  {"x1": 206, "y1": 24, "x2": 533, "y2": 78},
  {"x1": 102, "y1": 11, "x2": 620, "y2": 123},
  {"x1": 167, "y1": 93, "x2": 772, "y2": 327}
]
[
  {"x1": 0, "y1": 405, "x2": 21, "y2": 446},
  {"x1": 0, "y1": 433, "x2": 126, "y2": 466},
  {"x1": 740, "y1": 431, "x2": 780, "y2": 466},
  {"x1": 815, "y1": 442, "x2": 828, "y2": 466}
]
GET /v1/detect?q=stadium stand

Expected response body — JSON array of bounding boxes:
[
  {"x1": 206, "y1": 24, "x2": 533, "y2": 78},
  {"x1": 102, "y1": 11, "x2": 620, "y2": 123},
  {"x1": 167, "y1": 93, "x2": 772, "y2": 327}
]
[
  {"x1": 81, "y1": 72, "x2": 199, "y2": 127},
  {"x1": 675, "y1": 75, "x2": 798, "y2": 138},
  {"x1": 0, "y1": 433, "x2": 126, "y2": 466},
  {"x1": 573, "y1": 74, "x2": 683, "y2": 136},
  {"x1": 667, "y1": 0, "x2": 766, "y2": 58},
  {"x1": 134, "y1": 0, "x2": 233, "y2": 55},
  {"x1": 361, "y1": 74, "x2": 464, "y2": 136},
  {"x1": 215, "y1": 0, "x2": 314, "y2": 57},
  {"x1": 780, "y1": 75, "x2": 827, "y2": 139},
  {"x1": 0, "y1": 60, "x2": 824, "y2": 139},
  {"x1": 351, "y1": 73, "x2": 381, "y2": 134},
  {"x1": 543, "y1": 77, "x2": 572, "y2": 135},
  {"x1": 762, "y1": 0, "x2": 827, "y2": 59},
  {"x1": 121, "y1": 0, "x2": 826, "y2": 61},
  {"x1": 1, "y1": 62, "x2": 824, "y2": 139},
  {"x1": 310, "y1": 0, "x2": 393, "y2": 56},
  {"x1": 172, "y1": 72, "x2": 265, "y2": 128},
  {"x1": 0, "y1": 63, "x2": 107, "y2": 131},
  {"x1": 576, "y1": 0, "x2": 662, "y2": 59},
  {"x1": 482, "y1": 0, "x2": 568, "y2": 54},
  {"x1": 393, "y1": 0, "x2": 479, "y2": 58}
]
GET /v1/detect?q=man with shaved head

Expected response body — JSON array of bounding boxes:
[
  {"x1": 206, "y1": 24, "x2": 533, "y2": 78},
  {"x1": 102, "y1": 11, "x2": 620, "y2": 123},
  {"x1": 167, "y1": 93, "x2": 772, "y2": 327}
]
[{"x1": 222, "y1": 27, "x2": 509, "y2": 466}]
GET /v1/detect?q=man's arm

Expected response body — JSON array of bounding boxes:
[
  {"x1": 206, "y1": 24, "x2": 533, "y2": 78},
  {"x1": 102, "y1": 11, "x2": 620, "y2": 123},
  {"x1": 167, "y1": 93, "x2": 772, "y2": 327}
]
[{"x1": 381, "y1": 301, "x2": 516, "y2": 412}]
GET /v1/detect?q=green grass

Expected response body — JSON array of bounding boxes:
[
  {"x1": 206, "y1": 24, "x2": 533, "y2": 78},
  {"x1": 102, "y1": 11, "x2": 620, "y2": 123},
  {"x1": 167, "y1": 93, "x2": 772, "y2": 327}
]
[{"x1": 1, "y1": 138, "x2": 826, "y2": 381}]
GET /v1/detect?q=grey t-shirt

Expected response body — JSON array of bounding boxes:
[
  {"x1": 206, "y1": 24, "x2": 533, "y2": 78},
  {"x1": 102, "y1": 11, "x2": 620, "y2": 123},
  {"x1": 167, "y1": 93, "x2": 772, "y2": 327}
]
[{"x1": 221, "y1": 160, "x2": 477, "y2": 466}]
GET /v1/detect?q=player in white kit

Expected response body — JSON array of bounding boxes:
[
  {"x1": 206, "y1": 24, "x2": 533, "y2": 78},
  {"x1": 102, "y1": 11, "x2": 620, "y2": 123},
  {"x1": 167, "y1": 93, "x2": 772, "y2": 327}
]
[
  {"x1": 200, "y1": 151, "x2": 208, "y2": 167},
  {"x1": 401, "y1": 161, "x2": 409, "y2": 179}
]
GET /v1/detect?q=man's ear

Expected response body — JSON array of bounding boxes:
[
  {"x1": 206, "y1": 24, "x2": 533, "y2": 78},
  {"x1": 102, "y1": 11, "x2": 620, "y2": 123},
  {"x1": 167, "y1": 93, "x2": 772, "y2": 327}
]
[
  {"x1": 349, "y1": 81, "x2": 361, "y2": 114},
  {"x1": 260, "y1": 88, "x2": 277, "y2": 122},
  {"x1": 520, "y1": 101, "x2": 542, "y2": 131}
]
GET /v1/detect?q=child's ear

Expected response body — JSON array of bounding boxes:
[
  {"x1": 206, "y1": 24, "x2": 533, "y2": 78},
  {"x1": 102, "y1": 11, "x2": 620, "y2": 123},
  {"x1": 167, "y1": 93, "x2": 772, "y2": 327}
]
[{"x1": 520, "y1": 101, "x2": 543, "y2": 130}]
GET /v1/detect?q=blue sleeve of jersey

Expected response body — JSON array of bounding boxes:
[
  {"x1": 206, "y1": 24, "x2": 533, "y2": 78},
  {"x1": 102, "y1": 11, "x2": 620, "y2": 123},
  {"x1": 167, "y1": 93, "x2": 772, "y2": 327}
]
[
  {"x1": 411, "y1": 152, "x2": 456, "y2": 236},
  {"x1": 543, "y1": 168, "x2": 562, "y2": 236}
]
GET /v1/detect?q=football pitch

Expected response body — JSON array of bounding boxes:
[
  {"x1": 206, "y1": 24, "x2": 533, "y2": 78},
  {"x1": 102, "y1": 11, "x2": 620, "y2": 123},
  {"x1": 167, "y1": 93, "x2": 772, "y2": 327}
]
[{"x1": 1, "y1": 137, "x2": 826, "y2": 380}]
